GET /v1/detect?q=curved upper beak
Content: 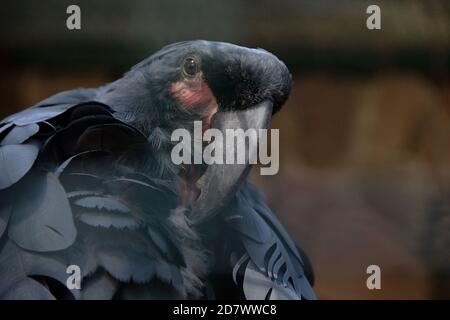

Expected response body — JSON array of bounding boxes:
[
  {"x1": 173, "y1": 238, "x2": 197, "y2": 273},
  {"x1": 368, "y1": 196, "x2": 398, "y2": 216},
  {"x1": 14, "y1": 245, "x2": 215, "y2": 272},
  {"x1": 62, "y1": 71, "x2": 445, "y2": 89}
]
[
  {"x1": 186, "y1": 42, "x2": 290, "y2": 224},
  {"x1": 189, "y1": 100, "x2": 273, "y2": 224}
]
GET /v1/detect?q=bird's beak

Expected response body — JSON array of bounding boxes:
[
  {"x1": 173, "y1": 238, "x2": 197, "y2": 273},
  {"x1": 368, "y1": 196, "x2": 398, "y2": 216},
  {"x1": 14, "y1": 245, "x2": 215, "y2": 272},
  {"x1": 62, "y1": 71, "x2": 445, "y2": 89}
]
[{"x1": 189, "y1": 100, "x2": 273, "y2": 224}]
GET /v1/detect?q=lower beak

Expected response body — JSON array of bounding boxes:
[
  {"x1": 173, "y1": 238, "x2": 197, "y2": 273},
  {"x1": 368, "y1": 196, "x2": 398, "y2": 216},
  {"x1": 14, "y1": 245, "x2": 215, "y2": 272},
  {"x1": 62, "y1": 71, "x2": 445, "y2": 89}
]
[{"x1": 189, "y1": 100, "x2": 273, "y2": 224}]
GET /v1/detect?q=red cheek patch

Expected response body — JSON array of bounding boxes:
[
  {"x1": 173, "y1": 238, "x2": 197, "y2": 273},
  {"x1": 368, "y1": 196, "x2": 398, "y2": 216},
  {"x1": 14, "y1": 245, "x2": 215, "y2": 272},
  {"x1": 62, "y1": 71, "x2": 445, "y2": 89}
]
[{"x1": 169, "y1": 73, "x2": 218, "y2": 129}]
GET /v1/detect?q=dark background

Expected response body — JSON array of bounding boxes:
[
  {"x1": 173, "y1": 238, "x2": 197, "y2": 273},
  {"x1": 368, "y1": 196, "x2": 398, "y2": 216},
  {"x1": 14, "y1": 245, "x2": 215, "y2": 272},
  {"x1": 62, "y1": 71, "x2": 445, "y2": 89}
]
[{"x1": 0, "y1": 0, "x2": 449, "y2": 299}]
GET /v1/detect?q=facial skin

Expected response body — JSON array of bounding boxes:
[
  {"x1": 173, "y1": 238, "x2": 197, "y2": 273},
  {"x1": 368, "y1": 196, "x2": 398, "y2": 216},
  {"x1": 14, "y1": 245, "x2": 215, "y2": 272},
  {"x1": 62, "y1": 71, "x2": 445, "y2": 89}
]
[{"x1": 169, "y1": 71, "x2": 218, "y2": 132}]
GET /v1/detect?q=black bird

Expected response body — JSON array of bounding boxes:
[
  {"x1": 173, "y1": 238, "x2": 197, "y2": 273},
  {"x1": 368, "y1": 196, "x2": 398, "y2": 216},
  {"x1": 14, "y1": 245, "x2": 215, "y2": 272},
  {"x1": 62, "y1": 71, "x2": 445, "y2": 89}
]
[{"x1": 0, "y1": 40, "x2": 315, "y2": 299}]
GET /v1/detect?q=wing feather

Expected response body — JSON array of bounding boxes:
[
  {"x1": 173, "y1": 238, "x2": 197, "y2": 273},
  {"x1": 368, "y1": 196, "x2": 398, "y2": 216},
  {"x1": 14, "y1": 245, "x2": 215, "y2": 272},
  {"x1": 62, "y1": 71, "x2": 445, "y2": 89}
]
[{"x1": 226, "y1": 181, "x2": 316, "y2": 300}]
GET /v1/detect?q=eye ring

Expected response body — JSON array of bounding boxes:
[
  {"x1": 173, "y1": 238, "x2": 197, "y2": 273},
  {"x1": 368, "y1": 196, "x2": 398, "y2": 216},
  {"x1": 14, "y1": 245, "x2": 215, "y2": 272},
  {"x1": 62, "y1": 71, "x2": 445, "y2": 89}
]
[{"x1": 182, "y1": 57, "x2": 199, "y2": 77}]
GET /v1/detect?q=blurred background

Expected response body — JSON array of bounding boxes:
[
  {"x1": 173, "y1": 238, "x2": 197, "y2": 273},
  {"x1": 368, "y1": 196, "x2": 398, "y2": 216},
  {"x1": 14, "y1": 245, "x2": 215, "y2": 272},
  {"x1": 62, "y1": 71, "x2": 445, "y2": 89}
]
[{"x1": 0, "y1": 0, "x2": 449, "y2": 299}]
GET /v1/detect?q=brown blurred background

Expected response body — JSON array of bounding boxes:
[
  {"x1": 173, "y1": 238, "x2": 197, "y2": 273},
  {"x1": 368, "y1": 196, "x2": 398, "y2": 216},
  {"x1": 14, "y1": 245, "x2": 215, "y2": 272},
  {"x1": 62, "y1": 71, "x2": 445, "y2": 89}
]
[{"x1": 0, "y1": 0, "x2": 449, "y2": 299}]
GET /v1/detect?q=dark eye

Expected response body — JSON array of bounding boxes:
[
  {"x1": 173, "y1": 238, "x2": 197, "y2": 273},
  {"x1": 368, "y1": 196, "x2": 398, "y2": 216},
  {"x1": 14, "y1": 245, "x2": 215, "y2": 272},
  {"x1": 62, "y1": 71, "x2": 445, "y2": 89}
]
[{"x1": 182, "y1": 57, "x2": 199, "y2": 77}]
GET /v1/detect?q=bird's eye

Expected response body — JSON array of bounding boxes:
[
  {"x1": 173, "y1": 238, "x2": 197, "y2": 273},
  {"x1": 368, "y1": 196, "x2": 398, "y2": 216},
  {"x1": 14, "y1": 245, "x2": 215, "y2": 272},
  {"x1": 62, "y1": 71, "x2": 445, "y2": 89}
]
[{"x1": 182, "y1": 57, "x2": 199, "y2": 77}]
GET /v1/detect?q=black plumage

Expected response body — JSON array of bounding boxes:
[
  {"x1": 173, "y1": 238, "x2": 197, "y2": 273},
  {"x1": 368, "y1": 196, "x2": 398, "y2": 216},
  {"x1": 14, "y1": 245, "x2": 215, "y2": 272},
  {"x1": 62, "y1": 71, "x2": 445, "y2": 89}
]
[{"x1": 0, "y1": 40, "x2": 314, "y2": 299}]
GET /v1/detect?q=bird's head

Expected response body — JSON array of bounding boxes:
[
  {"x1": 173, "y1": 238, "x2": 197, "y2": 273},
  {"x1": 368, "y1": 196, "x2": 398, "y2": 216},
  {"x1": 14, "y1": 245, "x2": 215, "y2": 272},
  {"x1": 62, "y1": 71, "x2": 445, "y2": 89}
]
[{"x1": 99, "y1": 40, "x2": 292, "y2": 223}]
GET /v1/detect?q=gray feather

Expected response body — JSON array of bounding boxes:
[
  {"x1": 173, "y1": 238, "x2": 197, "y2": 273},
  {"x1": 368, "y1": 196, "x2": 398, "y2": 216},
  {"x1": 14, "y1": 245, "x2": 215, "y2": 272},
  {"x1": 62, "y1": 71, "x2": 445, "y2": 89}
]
[
  {"x1": 78, "y1": 211, "x2": 140, "y2": 229},
  {"x1": 0, "y1": 123, "x2": 13, "y2": 136},
  {"x1": 32, "y1": 88, "x2": 97, "y2": 108},
  {"x1": 0, "y1": 204, "x2": 11, "y2": 238},
  {"x1": 0, "y1": 277, "x2": 55, "y2": 300},
  {"x1": 74, "y1": 196, "x2": 132, "y2": 213},
  {"x1": 1, "y1": 104, "x2": 74, "y2": 126},
  {"x1": 242, "y1": 260, "x2": 299, "y2": 300},
  {"x1": 1, "y1": 123, "x2": 39, "y2": 145},
  {"x1": 54, "y1": 150, "x2": 104, "y2": 177},
  {"x1": 0, "y1": 143, "x2": 40, "y2": 189},
  {"x1": 8, "y1": 173, "x2": 77, "y2": 252},
  {"x1": 80, "y1": 269, "x2": 120, "y2": 300},
  {"x1": 226, "y1": 181, "x2": 316, "y2": 299}
]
